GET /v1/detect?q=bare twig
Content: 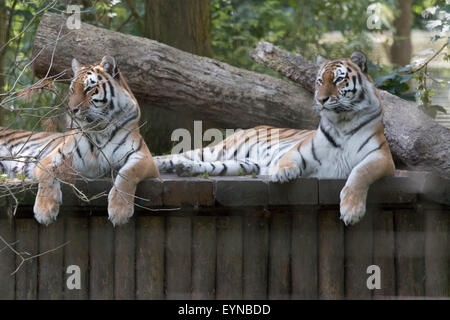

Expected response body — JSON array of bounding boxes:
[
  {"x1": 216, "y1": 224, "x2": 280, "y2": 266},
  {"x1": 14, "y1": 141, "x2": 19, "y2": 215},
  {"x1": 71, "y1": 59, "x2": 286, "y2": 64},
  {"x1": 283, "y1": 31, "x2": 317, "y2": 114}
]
[{"x1": 0, "y1": 233, "x2": 69, "y2": 276}]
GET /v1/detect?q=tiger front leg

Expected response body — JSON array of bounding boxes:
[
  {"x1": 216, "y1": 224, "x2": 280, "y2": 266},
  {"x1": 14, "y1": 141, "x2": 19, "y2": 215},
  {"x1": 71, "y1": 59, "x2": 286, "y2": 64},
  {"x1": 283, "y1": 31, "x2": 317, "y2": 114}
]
[
  {"x1": 340, "y1": 145, "x2": 394, "y2": 225},
  {"x1": 108, "y1": 143, "x2": 159, "y2": 226}
]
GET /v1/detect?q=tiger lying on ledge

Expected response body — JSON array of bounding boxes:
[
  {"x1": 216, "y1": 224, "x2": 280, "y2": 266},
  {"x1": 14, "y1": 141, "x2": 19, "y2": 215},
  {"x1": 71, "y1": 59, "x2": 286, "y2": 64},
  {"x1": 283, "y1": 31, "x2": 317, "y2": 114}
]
[
  {"x1": 0, "y1": 56, "x2": 159, "y2": 225},
  {"x1": 155, "y1": 52, "x2": 395, "y2": 225}
]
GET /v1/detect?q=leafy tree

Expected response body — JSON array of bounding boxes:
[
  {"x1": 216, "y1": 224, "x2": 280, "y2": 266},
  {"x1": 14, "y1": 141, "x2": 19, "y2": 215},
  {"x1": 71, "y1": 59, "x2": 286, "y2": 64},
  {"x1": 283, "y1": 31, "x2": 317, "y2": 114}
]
[
  {"x1": 375, "y1": 2, "x2": 449, "y2": 116},
  {"x1": 0, "y1": 0, "x2": 447, "y2": 134}
]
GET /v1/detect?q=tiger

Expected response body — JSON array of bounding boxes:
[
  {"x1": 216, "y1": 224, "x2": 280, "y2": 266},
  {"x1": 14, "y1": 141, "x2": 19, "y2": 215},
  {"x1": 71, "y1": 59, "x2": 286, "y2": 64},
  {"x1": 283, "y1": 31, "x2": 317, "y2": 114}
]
[
  {"x1": 155, "y1": 51, "x2": 395, "y2": 225},
  {"x1": 0, "y1": 56, "x2": 159, "y2": 226}
]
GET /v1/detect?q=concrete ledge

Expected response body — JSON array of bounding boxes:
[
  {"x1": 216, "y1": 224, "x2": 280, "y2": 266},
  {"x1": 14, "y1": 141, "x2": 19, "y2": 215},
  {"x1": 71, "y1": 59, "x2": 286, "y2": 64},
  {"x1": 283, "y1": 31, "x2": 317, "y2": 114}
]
[
  {"x1": 215, "y1": 178, "x2": 268, "y2": 206},
  {"x1": 163, "y1": 177, "x2": 214, "y2": 207},
  {"x1": 268, "y1": 179, "x2": 318, "y2": 205},
  {"x1": 0, "y1": 171, "x2": 448, "y2": 209},
  {"x1": 319, "y1": 176, "x2": 420, "y2": 205}
]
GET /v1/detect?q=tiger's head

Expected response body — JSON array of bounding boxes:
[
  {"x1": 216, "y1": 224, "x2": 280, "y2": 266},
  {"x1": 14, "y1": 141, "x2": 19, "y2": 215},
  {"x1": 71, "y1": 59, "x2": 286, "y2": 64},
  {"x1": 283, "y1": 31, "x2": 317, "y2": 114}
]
[
  {"x1": 68, "y1": 56, "x2": 140, "y2": 131},
  {"x1": 314, "y1": 51, "x2": 380, "y2": 119}
]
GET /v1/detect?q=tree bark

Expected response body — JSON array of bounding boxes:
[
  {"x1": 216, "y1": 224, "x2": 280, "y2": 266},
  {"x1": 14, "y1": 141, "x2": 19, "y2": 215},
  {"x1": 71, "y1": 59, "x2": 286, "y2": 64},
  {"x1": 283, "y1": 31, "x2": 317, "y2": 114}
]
[
  {"x1": 0, "y1": 3, "x2": 8, "y2": 124},
  {"x1": 32, "y1": 13, "x2": 317, "y2": 130},
  {"x1": 144, "y1": 0, "x2": 212, "y2": 58},
  {"x1": 390, "y1": 0, "x2": 413, "y2": 66},
  {"x1": 251, "y1": 41, "x2": 450, "y2": 178},
  {"x1": 142, "y1": 0, "x2": 212, "y2": 154}
]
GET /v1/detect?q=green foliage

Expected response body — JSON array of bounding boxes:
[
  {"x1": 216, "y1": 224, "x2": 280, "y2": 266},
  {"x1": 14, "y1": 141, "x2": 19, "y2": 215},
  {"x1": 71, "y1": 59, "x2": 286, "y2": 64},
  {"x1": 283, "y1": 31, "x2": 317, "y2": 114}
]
[
  {"x1": 198, "y1": 172, "x2": 211, "y2": 179},
  {"x1": 416, "y1": 65, "x2": 448, "y2": 118},
  {"x1": 412, "y1": 0, "x2": 448, "y2": 29},
  {"x1": 372, "y1": 63, "x2": 416, "y2": 100},
  {"x1": 211, "y1": 0, "x2": 293, "y2": 72},
  {"x1": 15, "y1": 172, "x2": 26, "y2": 181},
  {"x1": 0, "y1": 0, "x2": 144, "y2": 130},
  {"x1": 211, "y1": 0, "x2": 386, "y2": 71},
  {"x1": 1, "y1": 0, "x2": 67, "y2": 131},
  {"x1": 374, "y1": 1, "x2": 449, "y2": 117}
]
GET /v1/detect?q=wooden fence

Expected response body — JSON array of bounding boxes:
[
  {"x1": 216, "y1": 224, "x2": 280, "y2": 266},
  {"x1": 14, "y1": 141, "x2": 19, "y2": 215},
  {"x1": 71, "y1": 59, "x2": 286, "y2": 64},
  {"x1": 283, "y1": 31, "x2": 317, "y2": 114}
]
[{"x1": 0, "y1": 172, "x2": 448, "y2": 300}]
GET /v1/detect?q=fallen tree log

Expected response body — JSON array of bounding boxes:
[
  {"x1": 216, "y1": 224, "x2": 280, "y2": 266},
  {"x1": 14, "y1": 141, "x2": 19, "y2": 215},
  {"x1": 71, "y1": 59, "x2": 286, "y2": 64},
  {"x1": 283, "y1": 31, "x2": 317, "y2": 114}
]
[
  {"x1": 32, "y1": 13, "x2": 317, "y2": 129},
  {"x1": 32, "y1": 14, "x2": 449, "y2": 178},
  {"x1": 251, "y1": 41, "x2": 450, "y2": 178}
]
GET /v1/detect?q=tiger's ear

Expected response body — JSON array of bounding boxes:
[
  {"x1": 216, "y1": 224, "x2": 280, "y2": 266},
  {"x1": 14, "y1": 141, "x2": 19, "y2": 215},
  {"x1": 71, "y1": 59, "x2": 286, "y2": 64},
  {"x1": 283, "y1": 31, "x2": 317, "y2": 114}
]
[
  {"x1": 316, "y1": 54, "x2": 328, "y2": 66},
  {"x1": 101, "y1": 56, "x2": 118, "y2": 76},
  {"x1": 72, "y1": 58, "x2": 81, "y2": 75},
  {"x1": 350, "y1": 51, "x2": 368, "y2": 73}
]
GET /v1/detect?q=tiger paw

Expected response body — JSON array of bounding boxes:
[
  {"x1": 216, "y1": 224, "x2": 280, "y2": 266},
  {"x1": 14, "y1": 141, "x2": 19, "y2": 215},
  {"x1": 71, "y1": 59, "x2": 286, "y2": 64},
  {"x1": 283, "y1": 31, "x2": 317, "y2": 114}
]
[
  {"x1": 339, "y1": 186, "x2": 367, "y2": 226},
  {"x1": 270, "y1": 164, "x2": 301, "y2": 183},
  {"x1": 108, "y1": 187, "x2": 134, "y2": 226},
  {"x1": 175, "y1": 162, "x2": 197, "y2": 177},
  {"x1": 33, "y1": 186, "x2": 62, "y2": 225}
]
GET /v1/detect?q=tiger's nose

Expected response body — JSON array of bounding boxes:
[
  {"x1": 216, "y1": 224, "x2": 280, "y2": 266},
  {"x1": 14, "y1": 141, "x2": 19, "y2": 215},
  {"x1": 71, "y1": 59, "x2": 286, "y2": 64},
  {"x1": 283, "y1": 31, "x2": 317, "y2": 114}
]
[{"x1": 317, "y1": 96, "x2": 330, "y2": 105}]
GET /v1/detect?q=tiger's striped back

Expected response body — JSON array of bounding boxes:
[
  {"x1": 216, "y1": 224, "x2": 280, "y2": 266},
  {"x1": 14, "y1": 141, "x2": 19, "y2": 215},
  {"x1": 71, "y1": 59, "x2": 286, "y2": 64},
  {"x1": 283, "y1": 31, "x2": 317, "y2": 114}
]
[
  {"x1": 0, "y1": 128, "x2": 65, "y2": 178},
  {"x1": 156, "y1": 126, "x2": 316, "y2": 176}
]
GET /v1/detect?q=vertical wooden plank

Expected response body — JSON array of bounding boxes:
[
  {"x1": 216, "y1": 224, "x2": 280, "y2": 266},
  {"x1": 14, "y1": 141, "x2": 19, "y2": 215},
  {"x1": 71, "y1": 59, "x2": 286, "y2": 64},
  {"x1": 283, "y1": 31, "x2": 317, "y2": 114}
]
[
  {"x1": 216, "y1": 215, "x2": 243, "y2": 300},
  {"x1": 38, "y1": 218, "x2": 64, "y2": 300},
  {"x1": 291, "y1": 207, "x2": 318, "y2": 299},
  {"x1": 395, "y1": 209, "x2": 425, "y2": 298},
  {"x1": 318, "y1": 210, "x2": 344, "y2": 299},
  {"x1": 0, "y1": 218, "x2": 15, "y2": 299},
  {"x1": 192, "y1": 216, "x2": 216, "y2": 300},
  {"x1": 166, "y1": 216, "x2": 192, "y2": 299},
  {"x1": 269, "y1": 213, "x2": 291, "y2": 300},
  {"x1": 64, "y1": 217, "x2": 89, "y2": 300},
  {"x1": 89, "y1": 216, "x2": 114, "y2": 300},
  {"x1": 136, "y1": 216, "x2": 165, "y2": 300},
  {"x1": 114, "y1": 218, "x2": 135, "y2": 300},
  {"x1": 424, "y1": 210, "x2": 448, "y2": 298},
  {"x1": 243, "y1": 211, "x2": 269, "y2": 300},
  {"x1": 344, "y1": 208, "x2": 373, "y2": 300},
  {"x1": 15, "y1": 219, "x2": 38, "y2": 300},
  {"x1": 373, "y1": 210, "x2": 396, "y2": 299}
]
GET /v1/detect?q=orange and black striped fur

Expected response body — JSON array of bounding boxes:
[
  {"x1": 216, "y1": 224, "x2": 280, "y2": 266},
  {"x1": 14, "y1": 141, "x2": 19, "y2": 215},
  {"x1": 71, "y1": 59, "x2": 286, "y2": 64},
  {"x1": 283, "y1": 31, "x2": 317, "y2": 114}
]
[
  {"x1": 155, "y1": 52, "x2": 395, "y2": 225},
  {"x1": 0, "y1": 56, "x2": 159, "y2": 225}
]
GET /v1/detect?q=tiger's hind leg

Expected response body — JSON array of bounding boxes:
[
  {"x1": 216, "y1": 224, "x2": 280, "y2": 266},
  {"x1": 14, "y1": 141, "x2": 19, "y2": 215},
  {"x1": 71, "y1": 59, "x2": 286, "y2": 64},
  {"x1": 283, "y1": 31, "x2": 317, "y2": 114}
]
[
  {"x1": 175, "y1": 159, "x2": 260, "y2": 177},
  {"x1": 269, "y1": 143, "x2": 305, "y2": 183},
  {"x1": 154, "y1": 153, "x2": 198, "y2": 173},
  {"x1": 154, "y1": 155, "x2": 178, "y2": 173}
]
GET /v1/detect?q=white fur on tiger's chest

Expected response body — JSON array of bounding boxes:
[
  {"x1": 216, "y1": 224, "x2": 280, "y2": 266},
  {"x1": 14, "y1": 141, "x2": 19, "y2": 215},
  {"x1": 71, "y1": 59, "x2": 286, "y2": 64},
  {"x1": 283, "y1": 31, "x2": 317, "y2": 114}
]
[
  {"x1": 308, "y1": 129, "x2": 378, "y2": 179},
  {"x1": 309, "y1": 141, "x2": 354, "y2": 179},
  {"x1": 71, "y1": 130, "x2": 138, "y2": 179}
]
